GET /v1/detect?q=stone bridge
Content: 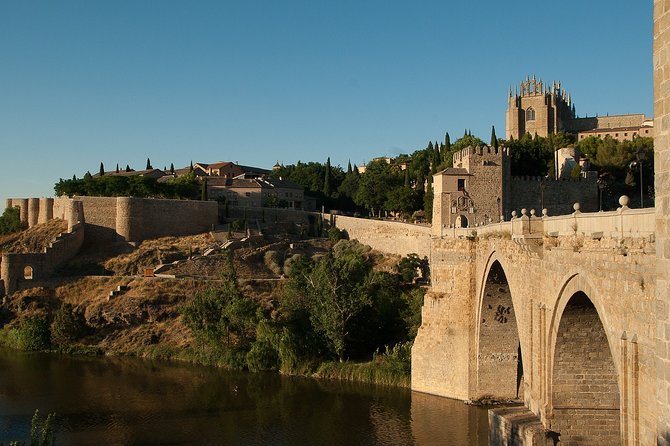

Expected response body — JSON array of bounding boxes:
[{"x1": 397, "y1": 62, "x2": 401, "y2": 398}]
[{"x1": 411, "y1": 201, "x2": 657, "y2": 444}]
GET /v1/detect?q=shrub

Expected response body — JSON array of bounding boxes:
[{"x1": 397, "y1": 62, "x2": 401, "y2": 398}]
[
  {"x1": 327, "y1": 226, "x2": 345, "y2": 241},
  {"x1": 16, "y1": 316, "x2": 51, "y2": 351},
  {"x1": 263, "y1": 250, "x2": 283, "y2": 275},
  {"x1": 51, "y1": 303, "x2": 86, "y2": 346}
]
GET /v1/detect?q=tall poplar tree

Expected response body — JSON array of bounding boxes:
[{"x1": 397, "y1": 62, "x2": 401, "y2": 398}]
[{"x1": 99, "y1": 162, "x2": 105, "y2": 176}]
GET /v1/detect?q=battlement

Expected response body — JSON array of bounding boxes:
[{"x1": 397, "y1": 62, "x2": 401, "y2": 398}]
[{"x1": 452, "y1": 145, "x2": 509, "y2": 168}]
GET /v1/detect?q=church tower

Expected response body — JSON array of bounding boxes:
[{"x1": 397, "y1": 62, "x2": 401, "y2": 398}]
[{"x1": 505, "y1": 76, "x2": 576, "y2": 140}]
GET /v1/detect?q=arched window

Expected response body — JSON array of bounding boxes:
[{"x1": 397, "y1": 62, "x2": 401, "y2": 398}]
[
  {"x1": 526, "y1": 107, "x2": 536, "y2": 121},
  {"x1": 23, "y1": 266, "x2": 33, "y2": 280}
]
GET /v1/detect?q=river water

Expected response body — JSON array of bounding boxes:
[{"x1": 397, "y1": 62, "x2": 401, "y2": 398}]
[{"x1": 0, "y1": 349, "x2": 489, "y2": 445}]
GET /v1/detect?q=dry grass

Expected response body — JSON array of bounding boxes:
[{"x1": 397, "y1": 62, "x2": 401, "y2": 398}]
[
  {"x1": 0, "y1": 219, "x2": 67, "y2": 253},
  {"x1": 103, "y1": 233, "x2": 215, "y2": 275}
]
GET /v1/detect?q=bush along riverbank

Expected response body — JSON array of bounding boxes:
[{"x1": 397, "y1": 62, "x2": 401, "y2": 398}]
[{"x1": 0, "y1": 241, "x2": 425, "y2": 388}]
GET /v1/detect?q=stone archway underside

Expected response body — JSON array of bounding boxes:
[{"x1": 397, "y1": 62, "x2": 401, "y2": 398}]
[
  {"x1": 551, "y1": 291, "x2": 620, "y2": 445},
  {"x1": 477, "y1": 260, "x2": 522, "y2": 400}
]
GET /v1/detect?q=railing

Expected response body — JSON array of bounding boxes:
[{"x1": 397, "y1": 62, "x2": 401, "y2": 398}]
[{"x1": 441, "y1": 196, "x2": 655, "y2": 240}]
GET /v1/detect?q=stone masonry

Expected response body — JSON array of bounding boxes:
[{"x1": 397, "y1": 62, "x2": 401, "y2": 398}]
[{"x1": 655, "y1": 1, "x2": 670, "y2": 443}]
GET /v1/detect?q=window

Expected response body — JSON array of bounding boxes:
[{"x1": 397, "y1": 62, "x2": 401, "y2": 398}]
[
  {"x1": 457, "y1": 179, "x2": 465, "y2": 191},
  {"x1": 526, "y1": 107, "x2": 536, "y2": 121},
  {"x1": 245, "y1": 192, "x2": 251, "y2": 197},
  {"x1": 23, "y1": 266, "x2": 33, "y2": 280},
  {"x1": 624, "y1": 133, "x2": 628, "y2": 137}
]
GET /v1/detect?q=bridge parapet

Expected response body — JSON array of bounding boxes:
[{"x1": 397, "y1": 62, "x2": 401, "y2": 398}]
[{"x1": 441, "y1": 196, "x2": 655, "y2": 240}]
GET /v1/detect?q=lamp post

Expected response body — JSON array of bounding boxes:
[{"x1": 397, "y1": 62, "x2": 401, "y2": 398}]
[{"x1": 636, "y1": 149, "x2": 646, "y2": 208}]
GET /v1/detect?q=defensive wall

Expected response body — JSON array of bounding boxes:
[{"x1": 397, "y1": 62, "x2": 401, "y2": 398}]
[
  {"x1": 226, "y1": 205, "x2": 315, "y2": 224},
  {"x1": 227, "y1": 205, "x2": 432, "y2": 259},
  {"x1": 327, "y1": 214, "x2": 431, "y2": 259},
  {"x1": 72, "y1": 196, "x2": 218, "y2": 244},
  {"x1": 509, "y1": 174, "x2": 598, "y2": 217},
  {"x1": 1, "y1": 197, "x2": 84, "y2": 295},
  {"x1": 412, "y1": 203, "x2": 658, "y2": 444}
]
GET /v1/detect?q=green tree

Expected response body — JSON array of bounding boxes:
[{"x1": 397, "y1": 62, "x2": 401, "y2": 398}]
[
  {"x1": 423, "y1": 178, "x2": 433, "y2": 223},
  {"x1": 323, "y1": 157, "x2": 333, "y2": 197},
  {"x1": 0, "y1": 206, "x2": 21, "y2": 234},
  {"x1": 443, "y1": 132, "x2": 452, "y2": 164},
  {"x1": 146, "y1": 158, "x2": 152, "y2": 170},
  {"x1": 354, "y1": 160, "x2": 398, "y2": 216},
  {"x1": 99, "y1": 162, "x2": 105, "y2": 176},
  {"x1": 181, "y1": 253, "x2": 260, "y2": 351},
  {"x1": 306, "y1": 251, "x2": 375, "y2": 361},
  {"x1": 490, "y1": 125, "x2": 499, "y2": 150},
  {"x1": 51, "y1": 303, "x2": 86, "y2": 346}
]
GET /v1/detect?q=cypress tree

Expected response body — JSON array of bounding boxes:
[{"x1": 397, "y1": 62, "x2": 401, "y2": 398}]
[
  {"x1": 72, "y1": 174, "x2": 77, "y2": 181},
  {"x1": 464, "y1": 129, "x2": 468, "y2": 138},
  {"x1": 115, "y1": 163, "x2": 119, "y2": 173},
  {"x1": 146, "y1": 158, "x2": 152, "y2": 170},
  {"x1": 490, "y1": 125, "x2": 499, "y2": 150},
  {"x1": 170, "y1": 163, "x2": 175, "y2": 174},
  {"x1": 347, "y1": 160, "x2": 352, "y2": 175},
  {"x1": 125, "y1": 164, "x2": 131, "y2": 172},
  {"x1": 84, "y1": 171, "x2": 92, "y2": 180},
  {"x1": 99, "y1": 162, "x2": 105, "y2": 176},
  {"x1": 443, "y1": 132, "x2": 452, "y2": 163},
  {"x1": 189, "y1": 160, "x2": 194, "y2": 172},
  {"x1": 323, "y1": 157, "x2": 332, "y2": 197}
]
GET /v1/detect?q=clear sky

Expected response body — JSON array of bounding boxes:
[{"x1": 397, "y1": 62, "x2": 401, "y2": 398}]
[{"x1": 0, "y1": 0, "x2": 653, "y2": 207}]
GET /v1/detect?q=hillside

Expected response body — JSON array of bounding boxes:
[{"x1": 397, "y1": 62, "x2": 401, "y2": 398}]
[{"x1": 0, "y1": 228, "x2": 402, "y2": 359}]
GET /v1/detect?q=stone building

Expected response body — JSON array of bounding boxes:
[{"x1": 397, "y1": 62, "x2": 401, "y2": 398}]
[
  {"x1": 207, "y1": 177, "x2": 304, "y2": 209},
  {"x1": 432, "y1": 144, "x2": 597, "y2": 234},
  {"x1": 506, "y1": 75, "x2": 652, "y2": 140}
]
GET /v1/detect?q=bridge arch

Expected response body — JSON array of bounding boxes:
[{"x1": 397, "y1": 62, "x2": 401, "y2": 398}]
[
  {"x1": 474, "y1": 252, "x2": 525, "y2": 400},
  {"x1": 547, "y1": 273, "x2": 620, "y2": 444}
]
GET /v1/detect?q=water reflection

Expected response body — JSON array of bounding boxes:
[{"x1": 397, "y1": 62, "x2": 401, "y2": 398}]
[{"x1": 0, "y1": 349, "x2": 487, "y2": 445}]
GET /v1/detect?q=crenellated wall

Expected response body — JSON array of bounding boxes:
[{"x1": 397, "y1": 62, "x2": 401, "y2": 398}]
[{"x1": 1, "y1": 197, "x2": 85, "y2": 295}]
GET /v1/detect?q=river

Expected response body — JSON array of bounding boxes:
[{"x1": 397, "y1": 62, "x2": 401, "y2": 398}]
[{"x1": 0, "y1": 349, "x2": 489, "y2": 445}]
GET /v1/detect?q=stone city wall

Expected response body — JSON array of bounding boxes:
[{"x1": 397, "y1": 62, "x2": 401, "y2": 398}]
[
  {"x1": 72, "y1": 196, "x2": 218, "y2": 244},
  {"x1": 328, "y1": 214, "x2": 432, "y2": 259},
  {"x1": 225, "y1": 205, "x2": 315, "y2": 225},
  {"x1": 1, "y1": 198, "x2": 85, "y2": 295},
  {"x1": 509, "y1": 174, "x2": 598, "y2": 217}
]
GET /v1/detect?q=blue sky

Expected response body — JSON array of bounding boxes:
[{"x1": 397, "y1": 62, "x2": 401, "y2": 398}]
[{"x1": 0, "y1": 1, "x2": 653, "y2": 206}]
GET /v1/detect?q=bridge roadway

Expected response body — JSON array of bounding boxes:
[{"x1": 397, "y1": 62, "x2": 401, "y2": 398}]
[{"x1": 410, "y1": 202, "x2": 657, "y2": 445}]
